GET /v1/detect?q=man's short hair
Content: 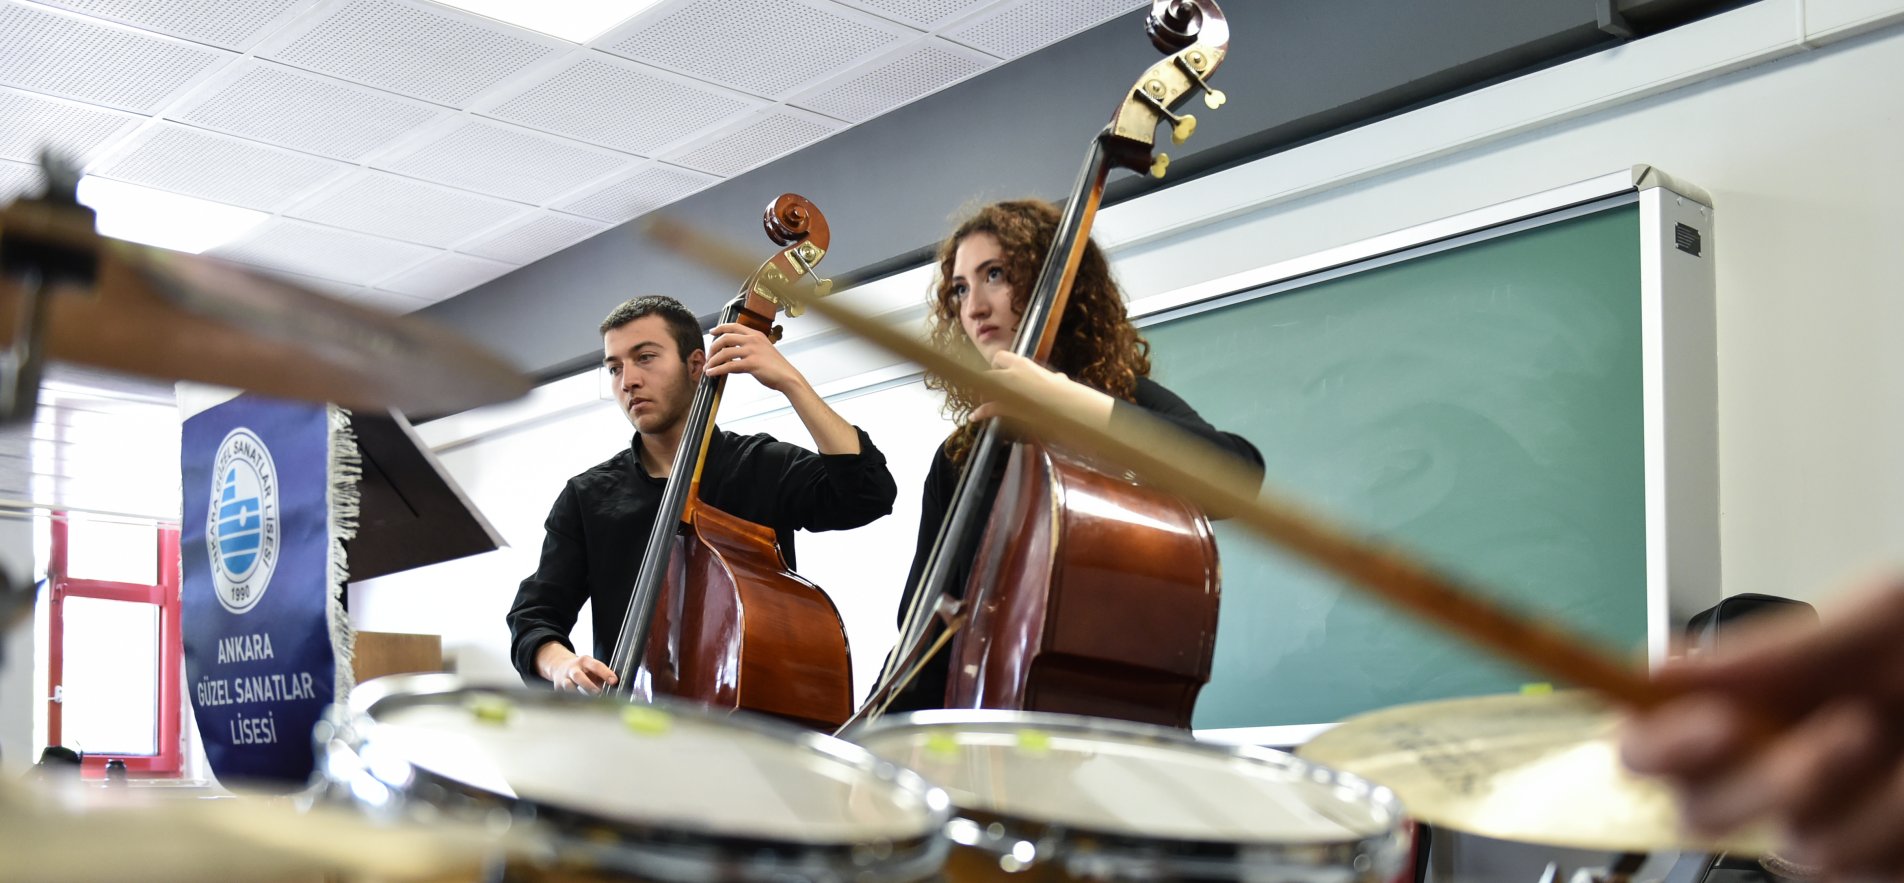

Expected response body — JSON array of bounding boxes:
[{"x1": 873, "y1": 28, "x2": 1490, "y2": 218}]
[{"x1": 599, "y1": 296, "x2": 704, "y2": 361}]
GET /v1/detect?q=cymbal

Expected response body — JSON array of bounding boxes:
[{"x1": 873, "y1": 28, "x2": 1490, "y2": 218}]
[
  {"x1": 0, "y1": 197, "x2": 530, "y2": 415},
  {"x1": 1297, "y1": 691, "x2": 1777, "y2": 856},
  {"x1": 0, "y1": 778, "x2": 500, "y2": 882}
]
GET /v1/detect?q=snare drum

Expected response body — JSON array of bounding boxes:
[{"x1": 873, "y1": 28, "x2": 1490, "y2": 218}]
[
  {"x1": 318, "y1": 674, "x2": 949, "y2": 882},
  {"x1": 847, "y1": 712, "x2": 1407, "y2": 883}
]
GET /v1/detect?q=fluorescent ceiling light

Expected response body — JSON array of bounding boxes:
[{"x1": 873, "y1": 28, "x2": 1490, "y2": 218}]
[
  {"x1": 430, "y1": 0, "x2": 663, "y2": 43},
  {"x1": 76, "y1": 177, "x2": 268, "y2": 255}
]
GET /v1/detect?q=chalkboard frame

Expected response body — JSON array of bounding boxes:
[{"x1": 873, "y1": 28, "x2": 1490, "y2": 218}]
[{"x1": 1122, "y1": 167, "x2": 1719, "y2": 746}]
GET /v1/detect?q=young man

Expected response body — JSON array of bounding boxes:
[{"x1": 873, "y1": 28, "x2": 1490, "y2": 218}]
[{"x1": 506, "y1": 295, "x2": 896, "y2": 693}]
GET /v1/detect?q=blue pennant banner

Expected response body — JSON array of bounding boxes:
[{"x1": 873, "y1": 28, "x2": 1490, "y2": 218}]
[{"x1": 182, "y1": 394, "x2": 356, "y2": 786}]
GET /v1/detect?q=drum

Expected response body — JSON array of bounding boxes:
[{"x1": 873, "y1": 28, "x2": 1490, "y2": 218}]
[
  {"x1": 317, "y1": 674, "x2": 949, "y2": 882},
  {"x1": 847, "y1": 712, "x2": 1408, "y2": 883}
]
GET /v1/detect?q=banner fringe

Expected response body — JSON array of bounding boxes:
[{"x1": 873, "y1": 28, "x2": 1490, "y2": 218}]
[{"x1": 326, "y1": 406, "x2": 361, "y2": 706}]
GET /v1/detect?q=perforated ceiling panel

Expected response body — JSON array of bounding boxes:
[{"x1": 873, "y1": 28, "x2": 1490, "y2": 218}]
[
  {"x1": 664, "y1": 110, "x2": 842, "y2": 178},
  {"x1": 265, "y1": 0, "x2": 564, "y2": 106},
  {"x1": 258, "y1": 269, "x2": 366, "y2": 300},
  {"x1": 0, "y1": 88, "x2": 142, "y2": 163},
  {"x1": 604, "y1": 0, "x2": 908, "y2": 100},
  {"x1": 174, "y1": 61, "x2": 444, "y2": 162},
  {"x1": 374, "y1": 252, "x2": 515, "y2": 300},
  {"x1": 793, "y1": 39, "x2": 992, "y2": 124},
  {"x1": 0, "y1": 159, "x2": 43, "y2": 203},
  {"x1": 485, "y1": 55, "x2": 756, "y2": 156},
  {"x1": 90, "y1": 124, "x2": 349, "y2": 210},
  {"x1": 947, "y1": 0, "x2": 1144, "y2": 59},
  {"x1": 378, "y1": 119, "x2": 634, "y2": 205},
  {"x1": 350, "y1": 287, "x2": 433, "y2": 314},
  {"x1": 29, "y1": 0, "x2": 307, "y2": 50},
  {"x1": 0, "y1": 0, "x2": 1139, "y2": 306},
  {"x1": 0, "y1": 1, "x2": 231, "y2": 113},
  {"x1": 212, "y1": 219, "x2": 437, "y2": 285},
  {"x1": 288, "y1": 171, "x2": 528, "y2": 248},
  {"x1": 553, "y1": 164, "x2": 718, "y2": 223},
  {"x1": 459, "y1": 211, "x2": 609, "y2": 265},
  {"x1": 828, "y1": 0, "x2": 995, "y2": 30}
]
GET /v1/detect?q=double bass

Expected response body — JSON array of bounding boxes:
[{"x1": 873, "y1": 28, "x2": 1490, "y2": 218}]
[
  {"x1": 855, "y1": 0, "x2": 1235, "y2": 729},
  {"x1": 607, "y1": 194, "x2": 852, "y2": 729}
]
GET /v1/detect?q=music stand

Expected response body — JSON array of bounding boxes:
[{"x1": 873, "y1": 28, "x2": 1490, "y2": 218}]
[{"x1": 346, "y1": 408, "x2": 503, "y2": 582}]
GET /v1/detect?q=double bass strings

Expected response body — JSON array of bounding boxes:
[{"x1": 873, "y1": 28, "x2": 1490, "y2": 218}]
[{"x1": 644, "y1": 217, "x2": 1671, "y2": 715}]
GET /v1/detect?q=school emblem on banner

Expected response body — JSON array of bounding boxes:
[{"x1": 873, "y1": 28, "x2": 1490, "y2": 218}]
[
  {"x1": 182, "y1": 395, "x2": 358, "y2": 787},
  {"x1": 208, "y1": 428, "x2": 280, "y2": 615}
]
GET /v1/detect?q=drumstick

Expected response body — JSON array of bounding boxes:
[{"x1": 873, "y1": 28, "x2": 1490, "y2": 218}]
[{"x1": 646, "y1": 219, "x2": 1674, "y2": 713}]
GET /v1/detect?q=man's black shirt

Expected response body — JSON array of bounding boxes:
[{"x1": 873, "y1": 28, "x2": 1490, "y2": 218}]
[{"x1": 506, "y1": 426, "x2": 896, "y2": 682}]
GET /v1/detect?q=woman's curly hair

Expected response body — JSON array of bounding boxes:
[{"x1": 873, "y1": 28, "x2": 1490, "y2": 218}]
[{"x1": 926, "y1": 199, "x2": 1151, "y2": 463}]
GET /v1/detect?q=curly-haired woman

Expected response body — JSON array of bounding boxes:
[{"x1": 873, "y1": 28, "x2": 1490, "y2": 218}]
[{"x1": 886, "y1": 198, "x2": 1265, "y2": 713}]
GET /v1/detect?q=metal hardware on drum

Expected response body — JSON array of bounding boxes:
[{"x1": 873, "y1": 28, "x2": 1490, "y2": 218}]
[
  {"x1": 319, "y1": 674, "x2": 951, "y2": 883},
  {"x1": 847, "y1": 710, "x2": 1409, "y2": 882}
]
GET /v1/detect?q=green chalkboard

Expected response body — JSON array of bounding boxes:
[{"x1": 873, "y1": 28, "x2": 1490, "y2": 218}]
[{"x1": 1144, "y1": 204, "x2": 1647, "y2": 730}]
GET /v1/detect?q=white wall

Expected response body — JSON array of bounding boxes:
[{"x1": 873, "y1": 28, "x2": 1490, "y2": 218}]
[
  {"x1": 349, "y1": 342, "x2": 956, "y2": 695},
  {"x1": 1100, "y1": 3, "x2": 1904, "y2": 607},
  {"x1": 353, "y1": 1, "x2": 1904, "y2": 696},
  {"x1": 0, "y1": 516, "x2": 35, "y2": 773}
]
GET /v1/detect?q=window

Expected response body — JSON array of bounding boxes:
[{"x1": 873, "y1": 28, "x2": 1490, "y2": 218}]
[{"x1": 44, "y1": 515, "x2": 182, "y2": 777}]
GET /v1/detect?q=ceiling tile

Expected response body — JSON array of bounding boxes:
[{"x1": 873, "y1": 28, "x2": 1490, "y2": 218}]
[
  {"x1": 287, "y1": 170, "x2": 530, "y2": 248},
  {"x1": 662, "y1": 108, "x2": 843, "y2": 178},
  {"x1": 791, "y1": 37, "x2": 993, "y2": 124},
  {"x1": 372, "y1": 252, "x2": 514, "y2": 300},
  {"x1": 0, "y1": 1, "x2": 233, "y2": 113},
  {"x1": 27, "y1": 0, "x2": 311, "y2": 51},
  {"x1": 828, "y1": 0, "x2": 996, "y2": 30},
  {"x1": 601, "y1": 0, "x2": 912, "y2": 100},
  {"x1": 262, "y1": 0, "x2": 569, "y2": 106},
  {"x1": 945, "y1": 0, "x2": 1144, "y2": 59},
  {"x1": 551, "y1": 163, "x2": 718, "y2": 223},
  {"x1": 482, "y1": 53, "x2": 757, "y2": 156},
  {"x1": 211, "y1": 219, "x2": 438, "y2": 285},
  {"x1": 377, "y1": 118, "x2": 635, "y2": 204},
  {"x1": 348, "y1": 287, "x2": 434, "y2": 314},
  {"x1": 88, "y1": 123, "x2": 351, "y2": 210},
  {"x1": 253, "y1": 269, "x2": 367, "y2": 300},
  {"x1": 0, "y1": 87, "x2": 143, "y2": 165},
  {"x1": 458, "y1": 211, "x2": 609, "y2": 265},
  {"x1": 171, "y1": 60, "x2": 446, "y2": 162},
  {"x1": 0, "y1": 159, "x2": 44, "y2": 203}
]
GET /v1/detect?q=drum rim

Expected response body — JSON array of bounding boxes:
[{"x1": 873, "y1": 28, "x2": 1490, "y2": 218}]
[
  {"x1": 844, "y1": 709, "x2": 1409, "y2": 877},
  {"x1": 323, "y1": 674, "x2": 952, "y2": 883}
]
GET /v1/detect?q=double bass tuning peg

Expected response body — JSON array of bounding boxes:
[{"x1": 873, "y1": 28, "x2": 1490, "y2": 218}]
[
  {"x1": 1176, "y1": 50, "x2": 1228, "y2": 111},
  {"x1": 1172, "y1": 115, "x2": 1197, "y2": 144}
]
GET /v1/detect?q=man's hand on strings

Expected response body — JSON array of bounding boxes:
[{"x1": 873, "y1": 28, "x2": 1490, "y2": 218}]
[
  {"x1": 1620, "y1": 578, "x2": 1904, "y2": 879},
  {"x1": 705, "y1": 322, "x2": 807, "y2": 394},
  {"x1": 970, "y1": 351, "x2": 1116, "y2": 430},
  {"x1": 536, "y1": 642, "x2": 619, "y2": 695}
]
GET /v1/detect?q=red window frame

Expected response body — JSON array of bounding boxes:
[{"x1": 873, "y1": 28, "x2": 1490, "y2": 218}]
[{"x1": 45, "y1": 515, "x2": 183, "y2": 778}]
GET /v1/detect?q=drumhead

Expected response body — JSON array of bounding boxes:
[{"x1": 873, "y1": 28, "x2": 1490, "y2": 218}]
[
  {"x1": 323, "y1": 675, "x2": 948, "y2": 881},
  {"x1": 848, "y1": 711, "x2": 1404, "y2": 874}
]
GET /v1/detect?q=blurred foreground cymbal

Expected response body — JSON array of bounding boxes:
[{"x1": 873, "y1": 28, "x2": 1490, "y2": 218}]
[
  {"x1": 0, "y1": 779, "x2": 501, "y2": 883},
  {"x1": 0, "y1": 197, "x2": 530, "y2": 415},
  {"x1": 1298, "y1": 691, "x2": 1776, "y2": 856}
]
